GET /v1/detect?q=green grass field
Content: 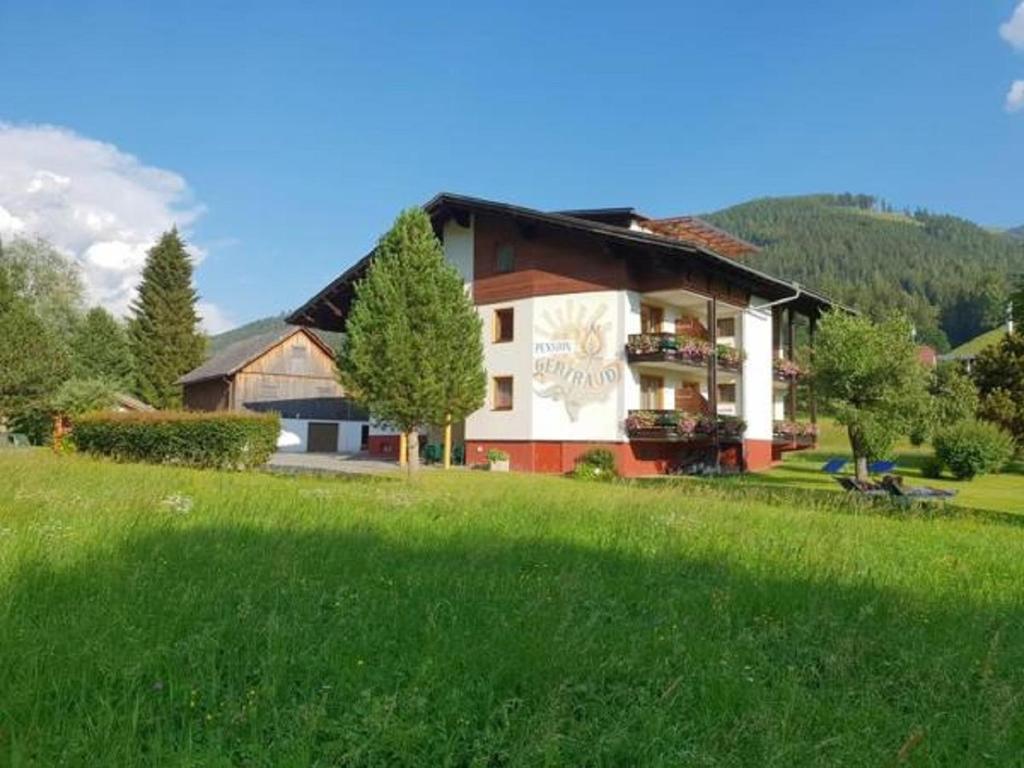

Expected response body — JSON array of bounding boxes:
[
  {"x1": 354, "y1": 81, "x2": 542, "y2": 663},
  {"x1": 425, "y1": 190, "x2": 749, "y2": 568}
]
[
  {"x1": 744, "y1": 420, "x2": 1024, "y2": 517},
  {"x1": 2, "y1": 451, "x2": 1023, "y2": 766}
]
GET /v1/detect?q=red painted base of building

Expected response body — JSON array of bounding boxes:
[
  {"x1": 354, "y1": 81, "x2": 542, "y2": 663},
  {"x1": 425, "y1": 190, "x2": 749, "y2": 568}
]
[
  {"x1": 367, "y1": 435, "x2": 782, "y2": 476},
  {"x1": 461, "y1": 439, "x2": 775, "y2": 476}
]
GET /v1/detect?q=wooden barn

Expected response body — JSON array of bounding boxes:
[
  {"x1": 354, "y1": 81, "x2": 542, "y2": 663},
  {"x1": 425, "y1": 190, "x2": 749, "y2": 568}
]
[{"x1": 179, "y1": 326, "x2": 369, "y2": 453}]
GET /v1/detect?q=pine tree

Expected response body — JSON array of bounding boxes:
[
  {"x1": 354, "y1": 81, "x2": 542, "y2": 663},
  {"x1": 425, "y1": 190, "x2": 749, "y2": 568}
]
[
  {"x1": 129, "y1": 229, "x2": 206, "y2": 408},
  {"x1": 70, "y1": 307, "x2": 135, "y2": 388},
  {"x1": 339, "y1": 208, "x2": 485, "y2": 470}
]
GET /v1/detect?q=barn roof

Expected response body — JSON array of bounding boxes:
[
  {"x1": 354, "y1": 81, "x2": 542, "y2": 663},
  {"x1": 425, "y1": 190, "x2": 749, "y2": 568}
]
[{"x1": 179, "y1": 326, "x2": 334, "y2": 386}]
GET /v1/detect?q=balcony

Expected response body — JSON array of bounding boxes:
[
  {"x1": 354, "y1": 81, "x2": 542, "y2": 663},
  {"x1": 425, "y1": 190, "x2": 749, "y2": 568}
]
[
  {"x1": 773, "y1": 420, "x2": 818, "y2": 446},
  {"x1": 626, "y1": 410, "x2": 747, "y2": 443},
  {"x1": 626, "y1": 333, "x2": 744, "y2": 372}
]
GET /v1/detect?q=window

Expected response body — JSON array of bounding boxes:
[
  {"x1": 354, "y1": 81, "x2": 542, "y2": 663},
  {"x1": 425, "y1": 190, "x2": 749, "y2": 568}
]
[
  {"x1": 493, "y1": 308, "x2": 514, "y2": 343},
  {"x1": 717, "y1": 383, "x2": 737, "y2": 405},
  {"x1": 716, "y1": 317, "x2": 736, "y2": 338},
  {"x1": 493, "y1": 376, "x2": 514, "y2": 411},
  {"x1": 496, "y1": 243, "x2": 515, "y2": 273},
  {"x1": 640, "y1": 304, "x2": 664, "y2": 334},
  {"x1": 640, "y1": 375, "x2": 664, "y2": 410}
]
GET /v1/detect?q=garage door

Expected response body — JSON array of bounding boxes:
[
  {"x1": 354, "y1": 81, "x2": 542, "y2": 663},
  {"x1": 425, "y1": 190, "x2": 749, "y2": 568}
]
[{"x1": 307, "y1": 422, "x2": 339, "y2": 453}]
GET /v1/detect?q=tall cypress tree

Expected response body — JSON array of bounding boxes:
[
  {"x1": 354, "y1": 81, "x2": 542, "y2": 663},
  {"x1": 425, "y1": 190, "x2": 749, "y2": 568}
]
[
  {"x1": 129, "y1": 229, "x2": 206, "y2": 408},
  {"x1": 339, "y1": 208, "x2": 485, "y2": 470}
]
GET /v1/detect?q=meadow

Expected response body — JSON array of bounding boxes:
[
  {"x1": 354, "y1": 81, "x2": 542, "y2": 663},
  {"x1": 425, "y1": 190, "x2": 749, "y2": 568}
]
[
  {"x1": 1, "y1": 450, "x2": 1023, "y2": 766},
  {"x1": 747, "y1": 420, "x2": 1024, "y2": 517}
]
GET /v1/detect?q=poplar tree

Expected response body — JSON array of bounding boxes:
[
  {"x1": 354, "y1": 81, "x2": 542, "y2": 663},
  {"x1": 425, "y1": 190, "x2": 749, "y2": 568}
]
[
  {"x1": 338, "y1": 208, "x2": 485, "y2": 470},
  {"x1": 129, "y1": 229, "x2": 206, "y2": 408}
]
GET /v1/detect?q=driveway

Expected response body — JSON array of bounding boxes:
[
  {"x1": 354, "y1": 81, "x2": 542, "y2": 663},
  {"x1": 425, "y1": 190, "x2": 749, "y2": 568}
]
[{"x1": 267, "y1": 451, "x2": 402, "y2": 477}]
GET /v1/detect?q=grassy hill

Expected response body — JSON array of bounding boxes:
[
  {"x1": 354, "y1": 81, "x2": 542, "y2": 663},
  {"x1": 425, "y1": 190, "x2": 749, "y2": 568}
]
[
  {"x1": 705, "y1": 195, "x2": 1024, "y2": 349},
  {"x1": 2, "y1": 450, "x2": 1023, "y2": 763},
  {"x1": 949, "y1": 326, "x2": 1010, "y2": 358}
]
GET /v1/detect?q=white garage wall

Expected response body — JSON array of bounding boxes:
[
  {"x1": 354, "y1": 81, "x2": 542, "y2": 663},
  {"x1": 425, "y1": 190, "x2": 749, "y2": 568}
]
[
  {"x1": 277, "y1": 419, "x2": 369, "y2": 453},
  {"x1": 278, "y1": 419, "x2": 309, "y2": 452}
]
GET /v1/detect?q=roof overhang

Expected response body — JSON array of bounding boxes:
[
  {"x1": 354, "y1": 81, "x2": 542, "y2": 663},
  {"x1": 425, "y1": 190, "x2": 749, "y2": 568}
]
[{"x1": 287, "y1": 192, "x2": 846, "y2": 332}]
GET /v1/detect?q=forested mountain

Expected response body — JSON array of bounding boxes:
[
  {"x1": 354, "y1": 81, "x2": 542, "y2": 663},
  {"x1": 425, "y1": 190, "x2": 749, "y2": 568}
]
[
  {"x1": 705, "y1": 195, "x2": 1024, "y2": 350},
  {"x1": 215, "y1": 195, "x2": 1022, "y2": 354}
]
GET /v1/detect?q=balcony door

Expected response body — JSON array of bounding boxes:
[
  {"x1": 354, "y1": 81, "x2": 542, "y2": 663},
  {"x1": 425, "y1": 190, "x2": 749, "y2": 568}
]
[
  {"x1": 640, "y1": 304, "x2": 663, "y2": 334},
  {"x1": 640, "y1": 375, "x2": 664, "y2": 410}
]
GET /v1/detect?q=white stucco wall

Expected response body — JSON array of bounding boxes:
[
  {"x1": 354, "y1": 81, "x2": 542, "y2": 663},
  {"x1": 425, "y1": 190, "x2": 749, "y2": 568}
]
[
  {"x1": 277, "y1": 419, "x2": 369, "y2": 453},
  {"x1": 465, "y1": 297, "x2": 536, "y2": 441},
  {"x1": 741, "y1": 298, "x2": 775, "y2": 441},
  {"x1": 443, "y1": 217, "x2": 474, "y2": 287}
]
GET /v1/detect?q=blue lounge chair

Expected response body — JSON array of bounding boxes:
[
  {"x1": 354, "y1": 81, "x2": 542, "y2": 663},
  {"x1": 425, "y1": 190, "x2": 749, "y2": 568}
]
[
  {"x1": 821, "y1": 458, "x2": 847, "y2": 474},
  {"x1": 868, "y1": 460, "x2": 896, "y2": 475}
]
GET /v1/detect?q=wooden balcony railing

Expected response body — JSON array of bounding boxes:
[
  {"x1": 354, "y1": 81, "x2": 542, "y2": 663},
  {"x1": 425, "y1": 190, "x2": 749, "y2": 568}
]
[
  {"x1": 626, "y1": 410, "x2": 746, "y2": 442},
  {"x1": 626, "y1": 333, "x2": 744, "y2": 371}
]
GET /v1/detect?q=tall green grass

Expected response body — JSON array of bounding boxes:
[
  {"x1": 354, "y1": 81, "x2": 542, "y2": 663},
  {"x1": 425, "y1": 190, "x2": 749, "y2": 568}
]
[{"x1": 1, "y1": 451, "x2": 1022, "y2": 765}]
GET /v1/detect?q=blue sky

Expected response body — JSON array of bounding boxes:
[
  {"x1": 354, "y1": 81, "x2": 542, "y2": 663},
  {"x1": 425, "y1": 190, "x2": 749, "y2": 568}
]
[{"x1": 0, "y1": 1, "x2": 1021, "y2": 331}]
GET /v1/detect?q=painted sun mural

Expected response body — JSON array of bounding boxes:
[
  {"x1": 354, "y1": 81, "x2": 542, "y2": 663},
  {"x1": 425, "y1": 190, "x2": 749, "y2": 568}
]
[{"x1": 533, "y1": 299, "x2": 622, "y2": 421}]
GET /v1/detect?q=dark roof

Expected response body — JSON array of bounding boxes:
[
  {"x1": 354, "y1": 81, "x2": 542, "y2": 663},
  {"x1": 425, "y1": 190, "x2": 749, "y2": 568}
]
[
  {"x1": 179, "y1": 326, "x2": 333, "y2": 386},
  {"x1": 554, "y1": 207, "x2": 644, "y2": 227},
  {"x1": 287, "y1": 192, "x2": 844, "y2": 330}
]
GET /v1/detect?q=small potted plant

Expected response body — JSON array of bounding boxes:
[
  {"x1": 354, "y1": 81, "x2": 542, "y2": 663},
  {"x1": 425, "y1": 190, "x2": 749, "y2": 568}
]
[{"x1": 487, "y1": 449, "x2": 510, "y2": 472}]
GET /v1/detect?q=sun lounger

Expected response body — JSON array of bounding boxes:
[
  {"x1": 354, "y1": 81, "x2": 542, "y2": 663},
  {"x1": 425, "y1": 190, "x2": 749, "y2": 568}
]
[
  {"x1": 868, "y1": 460, "x2": 896, "y2": 475},
  {"x1": 822, "y1": 458, "x2": 847, "y2": 474}
]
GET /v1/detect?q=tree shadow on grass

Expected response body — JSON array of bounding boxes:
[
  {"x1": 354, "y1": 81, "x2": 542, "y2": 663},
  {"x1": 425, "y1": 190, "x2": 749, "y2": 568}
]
[{"x1": 1, "y1": 526, "x2": 1022, "y2": 766}]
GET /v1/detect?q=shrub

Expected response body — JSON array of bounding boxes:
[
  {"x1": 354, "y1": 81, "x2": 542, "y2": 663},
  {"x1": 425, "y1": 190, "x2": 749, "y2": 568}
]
[
  {"x1": 572, "y1": 448, "x2": 618, "y2": 482},
  {"x1": 486, "y1": 449, "x2": 509, "y2": 463},
  {"x1": 72, "y1": 411, "x2": 280, "y2": 470},
  {"x1": 932, "y1": 420, "x2": 1014, "y2": 480}
]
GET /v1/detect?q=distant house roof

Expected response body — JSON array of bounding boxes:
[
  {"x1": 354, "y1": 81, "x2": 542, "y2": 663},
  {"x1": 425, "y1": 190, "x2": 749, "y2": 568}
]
[
  {"x1": 179, "y1": 326, "x2": 334, "y2": 386},
  {"x1": 113, "y1": 392, "x2": 154, "y2": 412}
]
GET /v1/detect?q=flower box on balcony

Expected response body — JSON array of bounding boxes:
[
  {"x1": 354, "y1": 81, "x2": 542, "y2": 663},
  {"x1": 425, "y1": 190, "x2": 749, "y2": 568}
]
[
  {"x1": 626, "y1": 410, "x2": 747, "y2": 442},
  {"x1": 772, "y1": 420, "x2": 818, "y2": 443},
  {"x1": 626, "y1": 333, "x2": 746, "y2": 372},
  {"x1": 773, "y1": 358, "x2": 804, "y2": 381}
]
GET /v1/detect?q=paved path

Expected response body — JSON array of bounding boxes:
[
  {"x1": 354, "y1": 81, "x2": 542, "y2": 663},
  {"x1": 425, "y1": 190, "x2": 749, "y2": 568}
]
[{"x1": 267, "y1": 452, "x2": 402, "y2": 477}]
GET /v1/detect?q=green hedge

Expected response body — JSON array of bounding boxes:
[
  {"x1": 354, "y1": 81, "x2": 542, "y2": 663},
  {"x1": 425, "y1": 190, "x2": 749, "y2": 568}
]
[
  {"x1": 72, "y1": 411, "x2": 280, "y2": 470},
  {"x1": 932, "y1": 420, "x2": 1014, "y2": 481}
]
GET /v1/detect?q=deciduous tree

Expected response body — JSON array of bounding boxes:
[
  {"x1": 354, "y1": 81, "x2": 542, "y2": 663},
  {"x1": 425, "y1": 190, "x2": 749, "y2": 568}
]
[{"x1": 811, "y1": 311, "x2": 929, "y2": 481}]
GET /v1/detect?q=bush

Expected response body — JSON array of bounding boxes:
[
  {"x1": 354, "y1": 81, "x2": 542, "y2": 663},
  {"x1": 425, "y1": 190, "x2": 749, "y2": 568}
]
[
  {"x1": 486, "y1": 449, "x2": 509, "y2": 463},
  {"x1": 932, "y1": 420, "x2": 1014, "y2": 480},
  {"x1": 572, "y1": 448, "x2": 618, "y2": 482},
  {"x1": 72, "y1": 411, "x2": 280, "y2": 470}
]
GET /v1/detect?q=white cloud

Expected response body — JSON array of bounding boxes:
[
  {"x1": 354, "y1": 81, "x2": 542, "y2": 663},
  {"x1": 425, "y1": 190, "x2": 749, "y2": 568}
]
[
  {"x1": 1007, "y1": 80, "x2": 1024, "y2": 112},
  {"x1": 197, "y1": 300, "x2": 235, "y2": 335},
  {"x1": 1001, "y1": 2, "x2": 1024, "y2": 49},
  {"x1": 0, "y1": 122, "x2": 232, "y2": 330}
]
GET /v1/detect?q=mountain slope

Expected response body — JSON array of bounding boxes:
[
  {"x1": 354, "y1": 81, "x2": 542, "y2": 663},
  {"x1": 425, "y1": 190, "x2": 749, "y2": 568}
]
[
  {"x1": 704, "y1": 195, "x2": 1024, "y2": 349},
  {"x1": 1007, "y1": 226, "x2": 1024, "y2": 242}
]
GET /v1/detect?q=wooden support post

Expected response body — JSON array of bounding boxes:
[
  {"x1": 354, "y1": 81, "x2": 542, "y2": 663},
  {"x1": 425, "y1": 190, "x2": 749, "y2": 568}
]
[
  {"x1": 787, "y1": 307, "x2": 797, "y2": 421},
  {"x1": 443, "y1": 416, "x2": 452, "y2": 469},
  {"x1": 808, "y1": 314, "x2": 817, "y2": 427},
  {"x1": 399, "y1": 432, "x2": 408, "y2": 468},
  {"x1": 707, "y1": 297, "x2": 720, "y2": 470}
]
